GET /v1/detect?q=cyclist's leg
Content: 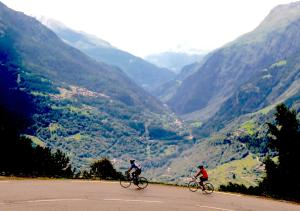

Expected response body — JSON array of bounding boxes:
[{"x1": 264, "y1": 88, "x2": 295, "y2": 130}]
[
  {"x1": 136, "y1": 169, "x2": 141, "y2": 177},
  {"x1": 132, "y1": 170, "x2": 138, "y2": 184},
  {"x1": 199, "y1": 177, "x2": 203, "y2": 188},
  {"x1": 200, "y1": 177, "x2": 207, "y2": 190}
]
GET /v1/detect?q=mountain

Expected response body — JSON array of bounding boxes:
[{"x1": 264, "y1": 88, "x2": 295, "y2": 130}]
[
  {"x1": 152, "y1": 62, "x2": 205, "y2": 102},
  {"x1": 0, "y1": 2, "x2": 192, "y2": 171},
  {"x1": 0, "y1": 7, "x2": 163, "y2": 112},
  {"x1": 153, "y1": 2, "x2": 300, "y2": 184},
  {"x1": 3, "y1": 1, "x2": 299, "y2": 187},
  {"x1": 38, "y1": 17, "x2": 175, "y2": 90},
  {"x1": 168, "y1": 2, "x2": 300, "y2": 123},
  {"x1": 135, "y1": 1, "x2": 300, "y2": 185},
  {"x1": 145, "y1": 51, "x2": 206, "y2": 73}
]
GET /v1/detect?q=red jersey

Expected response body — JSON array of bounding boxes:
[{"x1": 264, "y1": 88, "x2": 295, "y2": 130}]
[{"x1": 200, "y1": 168, "x2": 208, "y2": 178}]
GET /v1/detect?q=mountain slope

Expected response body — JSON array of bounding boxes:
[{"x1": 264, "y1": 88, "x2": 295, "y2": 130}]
[
  {"x1": 39, "y1": 17, "x2": 175, "y2": 90},
  {"x1": 152, "y1": 62, "x2": 205, "y2": 102},
  {"x1": 155, "y1": 2, "x2": 300, "y2": 185},
  {"x1": 168, "y1": 2, "x2": 300, "y2": 123},
  {"x1": 0, "y1": 2, "x2": 191, "y2": 170},
  {"x1": 0, "y1": 6, "x2": 165, "y2": 112}
]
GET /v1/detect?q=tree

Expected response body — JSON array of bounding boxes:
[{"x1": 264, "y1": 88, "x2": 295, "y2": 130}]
[
  {"x1": 0, "y1": 65, "x2": 74, "y2": 177},
  {"x1": 51, "y1": 149, "x2": 73, "y2": 178},
  {"x1": 90, "y1": 158, "x2": 121, "y2": 180},
  {"x1": 262, "y1": 104, "x2": 300, "y2": 199},
  {"x1": 219, "y1": 104, "x2": 300, "y2": 201}
]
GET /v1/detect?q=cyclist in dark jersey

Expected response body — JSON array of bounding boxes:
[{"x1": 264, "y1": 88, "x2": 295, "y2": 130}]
[
  {"x1": 194, "y1": 165, "x2": 208, "y2": 190},
  {"x1": 127, "y1": 160, "x2": 142, "y2": 184}
]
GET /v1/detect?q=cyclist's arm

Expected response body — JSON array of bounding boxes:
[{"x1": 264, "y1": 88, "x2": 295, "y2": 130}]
[{"x1": 194, "y1": 169, "x2": 201, "y2": 178}]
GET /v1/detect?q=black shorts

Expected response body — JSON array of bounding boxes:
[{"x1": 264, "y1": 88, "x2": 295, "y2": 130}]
[
  {"x1": 200, "y1": 177, "x2": 208, "y2": 182},
  {"x1": 133, "y1": 168, "x2": 141, "y2": 176}
]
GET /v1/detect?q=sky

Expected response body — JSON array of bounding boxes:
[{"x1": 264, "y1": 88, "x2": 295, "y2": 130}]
[{"x1": 1, "y1": 0, "x2": 295, "y2": 57}]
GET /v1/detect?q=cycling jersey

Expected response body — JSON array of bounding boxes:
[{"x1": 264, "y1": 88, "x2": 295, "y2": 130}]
[
  {"x1": 200, "y1": 168, "x2": 208, "y2": 179},
  {"x1": 131, "y1": 162, "x2": 142, "y2": 170}
]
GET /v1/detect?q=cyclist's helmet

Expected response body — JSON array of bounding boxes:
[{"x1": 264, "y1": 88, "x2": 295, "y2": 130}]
[
  {"x1": 130, "y1": 160, "x2": 135, "y2": 164},
  {"x1": 198, "y1": 165, "x2": 204, "y2": 169}
]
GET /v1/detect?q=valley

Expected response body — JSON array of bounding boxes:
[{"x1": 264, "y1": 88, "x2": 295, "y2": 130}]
[{"x1": 0, "y1": 0, "x2": 300, "y2": 193}]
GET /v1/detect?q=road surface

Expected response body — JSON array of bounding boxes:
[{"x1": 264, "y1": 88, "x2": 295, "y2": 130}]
[{"x1": 0, "y1": 180, "x2": 299, "y2": 211}]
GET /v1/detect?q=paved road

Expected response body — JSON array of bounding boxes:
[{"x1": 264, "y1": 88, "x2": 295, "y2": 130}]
[{"x1": 0, "y1": 180, "x2": 299, "y2": 211}]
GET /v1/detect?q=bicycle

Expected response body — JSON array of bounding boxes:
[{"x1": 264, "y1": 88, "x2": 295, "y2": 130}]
[
  {"x1": 120, "y1": 171, "x2": 149, "y2": 189},
  {"x1": 188, "y1": 178, "x2": 214, "y2": 194}
]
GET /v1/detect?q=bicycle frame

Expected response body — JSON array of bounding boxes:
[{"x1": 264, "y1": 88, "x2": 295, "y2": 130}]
[{"x1": 124, "y1": 172, "x2": 139, "y2": 184}]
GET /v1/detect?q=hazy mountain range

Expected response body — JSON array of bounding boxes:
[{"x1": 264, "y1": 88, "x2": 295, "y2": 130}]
[
  {"x1": 38, "y1": 17, "x2": 175, "y2": 90},
  {"x1": 145, "y1": 51, "x2": 207, "y2": 73}
]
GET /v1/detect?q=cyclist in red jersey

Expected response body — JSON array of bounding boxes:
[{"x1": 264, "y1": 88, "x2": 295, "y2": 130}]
[{"x1": 194, "y1": 165, "x2": 208, "y2": 190}]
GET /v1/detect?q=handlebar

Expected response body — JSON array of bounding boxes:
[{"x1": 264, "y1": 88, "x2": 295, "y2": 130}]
[{"x1": 191, "y1": 177, "x2": 197, "y2": 181}]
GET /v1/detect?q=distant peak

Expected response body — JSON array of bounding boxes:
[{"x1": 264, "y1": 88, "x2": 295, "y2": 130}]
[
  {"x1": 35, "y1": 16, "x2": 113, "y2": 49},
  {"x1": 234, "y1": 1, "x2": 300, "y2": 45},
  {"x1": 257, "y1": 1, "x2": 300, "y2": 31},
  {"x1": 167, "y1": 45, "x2": 209, "y2": 55},
  {"x1": 272, "y1": 1, "x2": 300, "y2": 11},
  {"x1": 36, "y1": 15, "x2": 67, "y2": 30}
]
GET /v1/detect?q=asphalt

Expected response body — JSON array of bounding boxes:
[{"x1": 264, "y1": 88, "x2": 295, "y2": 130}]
[{"x1": 0, "y1": 180, "x2": 299, "y2": 211}]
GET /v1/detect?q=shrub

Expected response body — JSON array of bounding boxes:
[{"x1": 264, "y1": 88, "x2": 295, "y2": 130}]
[{"x1": 90, "y1": 158, "x2": 121, "y2": 180}]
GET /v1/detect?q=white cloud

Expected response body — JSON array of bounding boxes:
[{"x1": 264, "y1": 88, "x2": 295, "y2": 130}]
[{"x1": 1, "y1": 0, "x2": 295, "y2": 57}]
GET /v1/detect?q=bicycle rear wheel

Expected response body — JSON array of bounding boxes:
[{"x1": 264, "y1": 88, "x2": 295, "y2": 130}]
[
  {"x1": 188, "y1": 181, "x2": 200, "y2": 192},
  {"x1": 203, "y1": 183, "x2": 214, "y2": 194},
  {"x1": 137, "y1": 177, "x2": 148, "y2": 189}
]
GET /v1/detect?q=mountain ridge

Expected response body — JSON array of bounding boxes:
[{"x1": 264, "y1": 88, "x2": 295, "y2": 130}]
[
  {"x1": 0, "y1": 3, "x2": 166, "y2": 112},
  {"x1": 38, "y1": 17, "x2": 175, "y2": 90},
  {"x1": 160, "y1": 2, "x2": 300, "y2": 183},
  {"x1": 168, "y1": 1, "x2": 300, "y2": 123},
  {"x1": 0, "y1": 2, "x2": 191, "y2": 172}
]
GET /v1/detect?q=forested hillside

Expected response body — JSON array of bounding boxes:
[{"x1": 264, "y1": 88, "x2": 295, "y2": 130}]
[
  {"x1": 0, "y1": 58, "x2": 73, "y2": 177},
  {"x1": 0, "y1": 2, "x2": 192, "y2": 172}
]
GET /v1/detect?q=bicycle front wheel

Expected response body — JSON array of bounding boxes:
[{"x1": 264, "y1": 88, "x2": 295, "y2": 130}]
[
  {"x1": 188, "y1": 181, "x2": 200, "y2": 192},
  {"x1": 203, "y1": 183, "x2": 214, "y2": 194},
  {"x1": 120, "y1": 177, "x2": 132, "y2": 188},
  {"x1": 137, "y1": 177, "x2": 148, "y2": 189}
]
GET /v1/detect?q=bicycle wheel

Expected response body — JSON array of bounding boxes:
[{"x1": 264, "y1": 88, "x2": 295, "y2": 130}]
[
  {"x1": 120, "y1": 176, "x2": 132, "y2": 188},
  {"x1": 137, "y1": 177, "x2": 148, "y2": 189},
  {"x1": 188, "y1": 181, "x2": 200, "y2": 192},
  {"x1": 203, "y1": 183, "x2": 214, "y2": 194}
]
